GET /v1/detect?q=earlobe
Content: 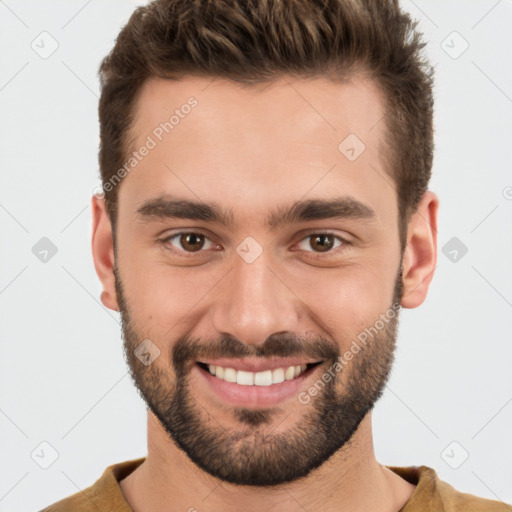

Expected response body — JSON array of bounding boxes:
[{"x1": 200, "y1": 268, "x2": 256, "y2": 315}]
[
  {"x1": 91, "y1": 194, "x2": 119, "y2": 311},
  {"x1": 400, "y1": 191, "x2": 439, "y2": 309},
  {"x1": 100, "y1": 290, "x2": 118, "y2": 311}
]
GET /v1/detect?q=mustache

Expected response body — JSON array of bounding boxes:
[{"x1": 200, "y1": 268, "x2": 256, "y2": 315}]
[{"x1": 172, "y1": 332, "x2": 340, "y2": 376}]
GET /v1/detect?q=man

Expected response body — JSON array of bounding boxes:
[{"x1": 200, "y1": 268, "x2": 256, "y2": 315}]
[{"x1": 41, "y1": 0, "x2": 511, "y2": 510}]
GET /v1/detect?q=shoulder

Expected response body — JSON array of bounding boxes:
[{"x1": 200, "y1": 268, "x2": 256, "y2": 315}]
[
  {"x1": 435, "y1": 476, "x2": 512, "y2": 512},
  {"x1": 387, "y1": 465, "x2": 512, "y2": 512},
  {"x1": 39, "y1": 488, "x2": 95, "y2": 512},
  {"x1": 38, "y1": 457, "x2": 146, "y2": 512}
]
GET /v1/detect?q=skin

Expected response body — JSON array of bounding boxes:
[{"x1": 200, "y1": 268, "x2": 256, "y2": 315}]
[{"x1": 92, "y1": 75, "x2": 438, "y2": 511}]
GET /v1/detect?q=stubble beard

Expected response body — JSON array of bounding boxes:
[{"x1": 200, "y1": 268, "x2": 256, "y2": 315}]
[{"x1": 115, "y1": 263, "x2": 404, "y2": 486}]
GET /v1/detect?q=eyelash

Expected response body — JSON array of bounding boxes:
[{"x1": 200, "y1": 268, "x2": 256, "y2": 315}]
[{"x1": 159, "y1": 230, "x2": 351, "y2": 259}]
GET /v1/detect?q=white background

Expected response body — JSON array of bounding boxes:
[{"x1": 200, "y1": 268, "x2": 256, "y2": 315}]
[{"x1": 1, "y1": 1, "x2": 511, "y2": 510}]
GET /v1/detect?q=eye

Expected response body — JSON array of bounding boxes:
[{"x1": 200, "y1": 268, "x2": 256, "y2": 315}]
[
  {"x1": 159, "y1": 231, "x2": 350, "y2": 259},
  {"x1": 296, "y1": 233, "x2": 347, "y2": 254},
  {"x1": 160, "y1": 231, "x2": 218, "y2": 255}
]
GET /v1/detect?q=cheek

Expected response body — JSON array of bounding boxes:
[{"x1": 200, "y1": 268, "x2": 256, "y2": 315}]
[
  {"x1": 118, "y1": 226, "x2": 400, "y2": 345},
  {"x1": 120, "y1": 248, "x2": 227, "y2": 324},
  {"x1": 289, "y1": 262, "x2": 397, "y2": 343}
]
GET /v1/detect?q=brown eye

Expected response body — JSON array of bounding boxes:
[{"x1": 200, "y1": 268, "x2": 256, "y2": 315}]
[
  {"x1": 162, "y1": 232, "x2": 216, "y2": 255},
  {"x1": 179, "y1": 233, "x2": 205, "y2": 252},
  {"x1": 309, "y1": 234, "x2": 335, "y2": 252},
  {"x1": 296, "y1": 233, "x2": 346, "y2": 255}
]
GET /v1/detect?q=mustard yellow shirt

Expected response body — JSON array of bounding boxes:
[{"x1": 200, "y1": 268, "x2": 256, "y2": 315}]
[{"x1": 39, "y1": 457, "x2": 512, "y2": 511}]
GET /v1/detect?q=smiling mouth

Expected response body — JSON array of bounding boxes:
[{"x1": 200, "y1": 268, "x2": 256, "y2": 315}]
[{"x1": 196, "y1": 361, "x2": 322, "y2": 386}]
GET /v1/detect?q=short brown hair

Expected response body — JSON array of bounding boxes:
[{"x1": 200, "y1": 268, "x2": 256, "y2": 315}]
[{"x1": 98, "y1": 0, "x2": 434, "y2": 251}]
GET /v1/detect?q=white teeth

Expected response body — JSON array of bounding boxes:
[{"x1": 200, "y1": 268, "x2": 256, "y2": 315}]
[
  {"x1": 284, "y1": 366, "x2": 295, "y2": 380},
  {"x1": 224, "y1": 367, "x2": 237, "y2": 383},
  {"x1": 254, "y1": 370, "x2": 272, "y2": 386},
  {"x1": 272, "y1": 367, "x2": 285, "y2": 384},
  {"x1": 205, "y1": 363, "x2": 309, "y2": 385},
  {"x1": 236, "y1": 370, "x2": 254, "y2": 386}
]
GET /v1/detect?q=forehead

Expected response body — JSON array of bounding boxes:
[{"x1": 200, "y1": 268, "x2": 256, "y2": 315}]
[
  {"x1": 120, "y1": 75, "x2": 396, "y2": 229},
  {"x1": 131, "y1": 74, "x2": 386, "y2": 150}
]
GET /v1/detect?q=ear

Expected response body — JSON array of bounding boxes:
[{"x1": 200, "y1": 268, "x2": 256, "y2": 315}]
[
  {"x1": 91, "y1": 194, "x2": 119, "y2": 311},
  {"x1": 401, "y1": 191, "x2": 439, "y2": 309}
]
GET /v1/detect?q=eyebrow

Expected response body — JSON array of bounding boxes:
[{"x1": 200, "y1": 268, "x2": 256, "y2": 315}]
[{"x1": 135, "y1": 194, "x2": 376, "y2": 230}]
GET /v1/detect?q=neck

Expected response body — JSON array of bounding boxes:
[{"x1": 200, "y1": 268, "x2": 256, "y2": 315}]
[{"x1": 119, "y1": 411, "x2": 416, "y2": 512}]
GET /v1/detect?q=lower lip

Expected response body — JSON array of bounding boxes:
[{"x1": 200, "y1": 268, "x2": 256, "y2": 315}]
[{"x1": 193, "y1": 363, "x2": 319, "y2": 408}]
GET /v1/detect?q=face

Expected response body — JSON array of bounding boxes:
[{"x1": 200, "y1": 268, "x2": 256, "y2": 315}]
[{"x1": 106, "y1": 75, "x2": 408, "y2": 486}]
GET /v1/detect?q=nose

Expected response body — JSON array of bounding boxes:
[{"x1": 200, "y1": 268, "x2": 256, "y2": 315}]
[{"x1": 210, "y1": 250, "x2": 301, "y2": 347}]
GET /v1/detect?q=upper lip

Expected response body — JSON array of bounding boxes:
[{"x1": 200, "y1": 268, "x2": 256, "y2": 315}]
[{"x1": 197, "y1": 357, "x2": 321, "y2": 372}]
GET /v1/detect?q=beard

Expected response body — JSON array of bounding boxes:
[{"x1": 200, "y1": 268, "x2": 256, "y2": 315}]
[{"x1": 115, "y1": 263, "x2": 404, "y2": 487}]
